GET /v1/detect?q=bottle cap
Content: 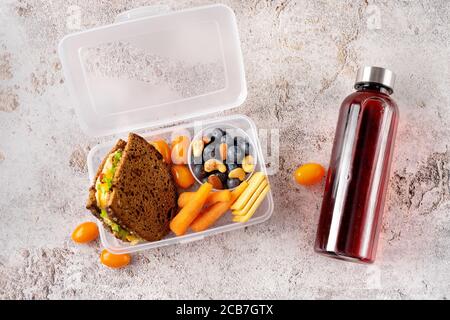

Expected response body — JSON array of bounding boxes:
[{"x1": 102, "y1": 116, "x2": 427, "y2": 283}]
[{"x1": 355, "y1": 66, "x2": 395, "y2": 93}]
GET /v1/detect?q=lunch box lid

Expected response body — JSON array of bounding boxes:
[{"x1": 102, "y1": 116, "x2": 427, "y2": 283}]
[{"x1": 58, "y1": 4, "x2": 247, "y2": 137}]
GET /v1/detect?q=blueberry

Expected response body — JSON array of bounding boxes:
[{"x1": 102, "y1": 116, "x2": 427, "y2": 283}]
[
  {"x1": 212, "y1": 128, "x2": 225, "y2": 140},
  {"x1": 220, "y1": 133, "x2": 234, "y2": 146},
  {"x1": 246, "y1": 143, "x2": 254, "y2": 156},
  {"x1": 203, "y1": 142, "x2": 217, "y2": 162},
  {"x1": 234, "y1": 136, "x2": 245, "y2": 147},
  {"x1": 226, "y1": 178, "x2": 241, "y2": 189},
  {"x1": 192, "y1": 164, "x2": 207, "y2": 180},
  {"x1": 226, "y1": 163, "x2": 238, "y2": 172},
  {"x1": 215, "y1": 172, "x2": 228, "y2": 185},
  {"x1": 204, "y1": 128, "x2": 224, "y2": 143},
  {"x1": 227, "y1": 145, "x2": 244, "y2": 164},
  {"x1": 235, "y1": 136, "x2": 252, "y2": 156}
]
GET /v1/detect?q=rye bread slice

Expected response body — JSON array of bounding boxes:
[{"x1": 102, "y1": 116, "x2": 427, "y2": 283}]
[
  {"x1": 86, "y1": 133, "x2": 178, "y2": 242},
  {"x1": 106, "y1": 133, "x2": 177, "y2": 242}
]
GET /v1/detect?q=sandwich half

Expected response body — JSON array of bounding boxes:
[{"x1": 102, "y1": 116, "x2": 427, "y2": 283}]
[{"x1": 87, "y1": 133, "x2": 178, "y2": 243}]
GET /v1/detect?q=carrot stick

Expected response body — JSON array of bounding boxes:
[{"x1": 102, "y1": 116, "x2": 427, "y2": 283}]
[
  {"x1": 205, "y1": 190, "x2": 231, "y2": 206},
  {"x1": 190, "y1": 181, "x2": 248, "y2": 232},
  {"x1": 190, "y1": 202, "x2": 230, "y2": 232},
  {"x1": 170, "y1": 182, "x2": 213, "y2": 236},
  {"x1": 177, "y1": 192, "x2": 193, "y2": 207},
  {"x1": 178, "y1": 190, "x2": 232, "y2": 208}
]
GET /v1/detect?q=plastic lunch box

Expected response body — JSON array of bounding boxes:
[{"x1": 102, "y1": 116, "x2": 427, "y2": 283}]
[{"x1": 58, "y1": 4, "x2": 274, "y2": 254}]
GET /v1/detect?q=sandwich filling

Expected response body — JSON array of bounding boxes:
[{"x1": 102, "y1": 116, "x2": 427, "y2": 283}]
[{"x1": 95, "y1": 150, "x2": 142, "y2": 244}]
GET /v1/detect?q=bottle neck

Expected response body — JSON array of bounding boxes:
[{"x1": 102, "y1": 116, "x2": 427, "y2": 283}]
[{"x1": 354, "y1": 82, "x2": 392, "y2": 95}]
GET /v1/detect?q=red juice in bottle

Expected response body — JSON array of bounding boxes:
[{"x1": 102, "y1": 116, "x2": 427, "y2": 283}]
[{"x1": 315, "y1": 66, "x2": 399, "y2": 263}]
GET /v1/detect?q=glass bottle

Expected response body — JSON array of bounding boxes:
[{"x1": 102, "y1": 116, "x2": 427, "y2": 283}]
[{"x1": 315, "y1": 66, "x2": 399, "y2": 263}]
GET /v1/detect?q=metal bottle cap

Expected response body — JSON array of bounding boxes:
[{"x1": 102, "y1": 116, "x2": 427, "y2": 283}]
[{"x1": 355, "y1": 66, "x2": 395, "y2": 93}]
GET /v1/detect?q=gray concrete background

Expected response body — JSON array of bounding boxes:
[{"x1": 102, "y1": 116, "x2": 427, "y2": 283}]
[{"x1": 1, "y1": 0, "x2": 449, "y2": 299}]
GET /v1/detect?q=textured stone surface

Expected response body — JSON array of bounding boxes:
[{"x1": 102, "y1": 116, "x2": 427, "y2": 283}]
[{"x1": 1, "y1": 0, "x2": 449, "y2": 299}]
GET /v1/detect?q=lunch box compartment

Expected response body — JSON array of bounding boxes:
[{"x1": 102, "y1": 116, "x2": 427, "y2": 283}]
[
  {"x1": 59, "y1": 4, "x2": 274, "y2": 253},
  {"x1": 87, "y1": 114, "x2": 273, "y2": 253}
]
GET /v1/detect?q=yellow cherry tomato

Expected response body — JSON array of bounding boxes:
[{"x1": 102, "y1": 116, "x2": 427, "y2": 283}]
[
  {"x1": 171, "y1": 164, "x2": 195, "y2": 189},
  {"x1": 151, "y1": 140, "x2": 171, "y2": 164},
  {"x1": 100, "y1": 249, "x2": 131, "y2": 269},
  {"x1": 71, "y1": 221, "x2": 99, "y2": 244},
  {"x1": 171, "y1": 136, "x2": 190, "y2": 164},
  {"x1": 294, "y1": 163, "x2": 326, "y2": 186}
]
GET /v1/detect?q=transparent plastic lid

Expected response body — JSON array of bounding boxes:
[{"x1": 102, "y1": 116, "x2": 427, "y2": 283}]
[{"x1": 58, "y1": 4, "x2": 247, "y2": 136}]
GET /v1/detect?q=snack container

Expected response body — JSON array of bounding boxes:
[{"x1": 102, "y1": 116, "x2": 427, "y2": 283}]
[
  {"x1": 187, "y1": 124, "x2": 258, "y2": 189},
  {"x1": 59, "y1": 4, "x2": 274, "y2": 253}
]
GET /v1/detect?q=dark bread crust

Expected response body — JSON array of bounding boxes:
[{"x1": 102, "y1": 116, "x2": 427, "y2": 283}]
[{"x1": 86, "y1": 133, "x2": 178, "y2": 242}]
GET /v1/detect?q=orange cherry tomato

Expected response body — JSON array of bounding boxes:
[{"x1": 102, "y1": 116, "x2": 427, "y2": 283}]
[
  {"x1": 100, "y1": 249, "x2": 131, "y2": 269},
  {"x1": 294, "y1": 163, "x2": 326, "y2": 186},
  {"x1": 151, "y1": 140, "x2": 171, "y2": 164},
  {"x1": 171, "y1": 136, "x2": 190, "y2": 164},
  {"x1": 171, "y1": 165, "x2": 195, "y2": 189},
  {"x1": 71, "y1": 221, "x2": 99, "y2": 244}
]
